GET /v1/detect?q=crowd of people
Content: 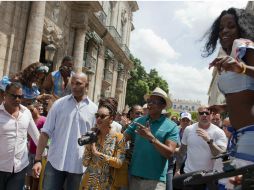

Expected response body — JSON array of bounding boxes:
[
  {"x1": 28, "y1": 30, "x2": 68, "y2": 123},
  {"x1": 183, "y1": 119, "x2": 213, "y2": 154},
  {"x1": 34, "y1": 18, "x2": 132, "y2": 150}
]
[{"x1": 1, "y1": 6, "x2": 254, "y2": 190}]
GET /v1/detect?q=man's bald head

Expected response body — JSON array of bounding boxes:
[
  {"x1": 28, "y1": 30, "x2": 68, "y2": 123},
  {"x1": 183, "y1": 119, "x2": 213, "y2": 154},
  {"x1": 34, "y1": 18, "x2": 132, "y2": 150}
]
[
  {"x1": 72, "y1": 72, "x2": 88, "y2": 81},
  {"x1": 71, "y1": 72, "x2": 89, "y2": 101}
]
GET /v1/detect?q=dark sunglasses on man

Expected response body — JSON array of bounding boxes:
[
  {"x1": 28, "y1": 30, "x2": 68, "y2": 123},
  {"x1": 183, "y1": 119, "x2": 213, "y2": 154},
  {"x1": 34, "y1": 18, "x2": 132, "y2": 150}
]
[
  {"x1": 198, "y1": 111, "x2": 210, "y2": 116},
  {"x1": 147, "y1": 99, "x2": 164, "y2": 105},
  {"x1": 134, "y1": 112, "x2": 143, "y2": 116},
  {"x1": 6, "y1": 92, "x2": 23, "y2": 100}
]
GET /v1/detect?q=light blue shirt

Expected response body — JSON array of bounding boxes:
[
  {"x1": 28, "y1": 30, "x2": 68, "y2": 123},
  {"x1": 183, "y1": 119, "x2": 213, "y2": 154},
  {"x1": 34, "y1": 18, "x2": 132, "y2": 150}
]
[{"x1": 41, "y1": 95, "x2": 97, "y2": 174}]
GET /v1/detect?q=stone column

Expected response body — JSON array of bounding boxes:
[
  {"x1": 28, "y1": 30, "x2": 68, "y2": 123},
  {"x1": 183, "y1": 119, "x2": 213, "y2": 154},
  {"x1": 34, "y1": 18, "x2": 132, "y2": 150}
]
[
  {"x1": 121, "y1": 71, "x2": 129, "y2": 110},
  {"x1": 22, "y1": 1, "x2": 46, "y2": 69},
  {"x1": 73, "y1": 27, "x2": 87, "y2": 72},
  {"x1": 111, "y1": 60, "x2": 118, "y2": 97},
  {"x1": 118, "y1": 68, "x2": 130, "y2": 111},
  {"x1": 93, "y1": 45, "x2": 105, "y2": 103},
  {"x1": 110, "y1": 2, "x2": 117, "y2": 27}
]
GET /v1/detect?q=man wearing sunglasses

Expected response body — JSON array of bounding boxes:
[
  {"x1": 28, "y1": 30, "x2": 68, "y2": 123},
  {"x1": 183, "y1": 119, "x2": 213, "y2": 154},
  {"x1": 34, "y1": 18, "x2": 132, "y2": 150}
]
[
  {"x1": 33, "y1": 72, "x2": 97, "y2": 190},
  {"x1": 174, "y1": 106, "x2": 227, "y2": 190},
  {"x1": 124, "y1": 87, "x2": 179, "y2": 190},
  {"x1": 0, "y1": 82, "x2": 40, "y2": 190}
]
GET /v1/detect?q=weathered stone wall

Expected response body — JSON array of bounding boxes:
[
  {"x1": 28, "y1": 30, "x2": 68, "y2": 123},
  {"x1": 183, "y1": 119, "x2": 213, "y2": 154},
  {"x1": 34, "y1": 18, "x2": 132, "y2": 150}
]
[
  {"x1": 44, "y1": 2, "x2": 74, "y2": 69},
  {"x1": 0, "y1": 1, "x2": 30, "y2": 77}
]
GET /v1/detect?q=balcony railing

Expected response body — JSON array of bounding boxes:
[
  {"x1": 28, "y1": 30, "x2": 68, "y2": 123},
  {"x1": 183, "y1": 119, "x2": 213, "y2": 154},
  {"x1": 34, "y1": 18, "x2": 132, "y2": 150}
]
[
  {"x1": 95, "y1": 10, "x2": 107, "y2": 26},
  {"x1": 83, "y1": 54, "x2": 97, "y2": 74},
  {"x1": 121, "y1": 44, "x2": 130, "y2": 58},
  {"x1": 106, "y1": 26, "x2": 121, "y2": 46}
]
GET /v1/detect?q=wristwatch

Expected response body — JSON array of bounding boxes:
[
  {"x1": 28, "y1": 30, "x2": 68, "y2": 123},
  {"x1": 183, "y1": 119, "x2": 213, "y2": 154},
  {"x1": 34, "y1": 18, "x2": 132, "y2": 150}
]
[
  {"x1": 33, "y1": 159, "x2": 42, "y2": 164},
  {"x1": 207, "y1": 139, "x2": 213, "y2": 144}
]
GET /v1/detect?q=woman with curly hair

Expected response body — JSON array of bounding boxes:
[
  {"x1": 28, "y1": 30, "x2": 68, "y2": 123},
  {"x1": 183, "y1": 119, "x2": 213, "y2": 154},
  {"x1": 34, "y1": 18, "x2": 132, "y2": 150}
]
[
  {"x1": 0, "y1": 62, "x2": 49, "y2": 106},
  {"x1": 203, "y1": 7, "x2": 254, "y2": 188},
  {"x1": 80, "y1": 97, "x2": 127, "y2": 190},
  {"x1": 12, "y1": 62, "x2": 49, "y2": 105}
]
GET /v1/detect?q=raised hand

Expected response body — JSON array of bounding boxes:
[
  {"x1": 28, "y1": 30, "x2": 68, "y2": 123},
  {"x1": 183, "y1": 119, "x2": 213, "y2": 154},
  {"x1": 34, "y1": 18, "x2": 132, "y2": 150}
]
[
  {"x1": 209, "y1": 56, "x2": 245, "y2": 74},
  {"x1": 135, "y1": 121, "x2": 154, "y2": 141}
]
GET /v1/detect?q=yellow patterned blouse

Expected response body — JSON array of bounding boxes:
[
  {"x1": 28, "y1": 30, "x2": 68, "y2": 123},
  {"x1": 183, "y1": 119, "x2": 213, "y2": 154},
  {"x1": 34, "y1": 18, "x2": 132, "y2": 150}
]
[{"x1": 79, "y1": 132, "x2": 126, "y2": 190}]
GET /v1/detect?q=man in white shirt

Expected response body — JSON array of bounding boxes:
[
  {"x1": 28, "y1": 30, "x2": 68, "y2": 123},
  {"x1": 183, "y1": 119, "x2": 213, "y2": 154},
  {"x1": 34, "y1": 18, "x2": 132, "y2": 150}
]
[
  {"x1": 0, "y1": 82, "x2": 40, "y2": 190},
  {"x1": 33, "y1": 72, "x2": 97, "y2": 190},
  {"x1": 174, "y1": 106, "x2": 227, "y2": 190}
]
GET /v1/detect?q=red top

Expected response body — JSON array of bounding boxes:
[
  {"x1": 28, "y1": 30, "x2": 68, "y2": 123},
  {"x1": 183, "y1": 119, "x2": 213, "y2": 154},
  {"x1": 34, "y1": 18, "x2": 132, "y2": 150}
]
[{"x1": 29, "y1": 116, "x2": 46, "y2": 154}]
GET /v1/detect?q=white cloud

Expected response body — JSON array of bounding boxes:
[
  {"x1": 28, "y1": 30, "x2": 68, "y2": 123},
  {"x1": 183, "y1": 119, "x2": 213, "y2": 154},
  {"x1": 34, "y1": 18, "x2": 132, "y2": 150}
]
[
  {"x1": 174, "y1": 1, "x2": 247, "y2": 34},
  {"x1": 159, "y1": 63, "x2": 212, "y2": 104},
  {"x1": 130, "y1": 29, "x2": 180, "y2": 71},
  {"x1": 130, "y1": 28, "x2": 212, "y2": 104}
]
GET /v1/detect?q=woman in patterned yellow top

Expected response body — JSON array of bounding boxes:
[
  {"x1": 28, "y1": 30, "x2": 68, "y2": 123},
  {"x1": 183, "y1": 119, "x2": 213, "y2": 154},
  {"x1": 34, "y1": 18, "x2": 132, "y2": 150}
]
[{"x1": 80, "y1": 98, "x2": 126, "y2": 190}]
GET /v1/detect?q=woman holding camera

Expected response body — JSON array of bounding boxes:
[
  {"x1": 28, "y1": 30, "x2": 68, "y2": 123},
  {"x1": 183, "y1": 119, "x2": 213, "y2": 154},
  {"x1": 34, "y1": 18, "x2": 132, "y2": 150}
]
[{"x1": 79, "y1": 98, "x2": 126, "y2": 190}]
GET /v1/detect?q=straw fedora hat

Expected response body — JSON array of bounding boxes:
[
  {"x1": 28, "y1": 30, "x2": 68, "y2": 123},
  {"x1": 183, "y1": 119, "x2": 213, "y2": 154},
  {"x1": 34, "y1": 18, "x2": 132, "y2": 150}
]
[{"x1": 144, "y1": 87, "x2": 172, "y2": 109}]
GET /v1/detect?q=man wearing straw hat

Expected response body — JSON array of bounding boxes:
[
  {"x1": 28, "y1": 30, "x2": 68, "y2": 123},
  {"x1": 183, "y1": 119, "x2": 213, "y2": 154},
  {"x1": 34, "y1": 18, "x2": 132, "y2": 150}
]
[{"x1": 124, "y1": 87, "x2": 179, "y2": 190}]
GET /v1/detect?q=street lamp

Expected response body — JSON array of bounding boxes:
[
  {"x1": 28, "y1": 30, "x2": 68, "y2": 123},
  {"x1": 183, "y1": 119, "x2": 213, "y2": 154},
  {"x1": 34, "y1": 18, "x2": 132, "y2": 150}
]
[{"x1": 45, "y1": 43, "x2": 56, "y2": 72}]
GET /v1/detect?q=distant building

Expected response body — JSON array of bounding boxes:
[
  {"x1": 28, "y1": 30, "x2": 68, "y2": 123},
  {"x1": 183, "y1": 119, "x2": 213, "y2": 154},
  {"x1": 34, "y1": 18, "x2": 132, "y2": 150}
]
[
  {"x1": 207, "y1": 48, "x2": 226, "y2": 106},
  {"x1": 172, "y1": 99, "x2": 201, "y2": 113},
  {"x1": 0, "y1": 1, "x2": 138, "y2": 110}
]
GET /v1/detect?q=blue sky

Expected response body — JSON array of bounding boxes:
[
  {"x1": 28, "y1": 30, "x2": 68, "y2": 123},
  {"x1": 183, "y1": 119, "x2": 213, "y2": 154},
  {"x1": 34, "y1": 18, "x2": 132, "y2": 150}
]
[{"x1": 130, "y1": 1, "x2": 248, "y2": 104}]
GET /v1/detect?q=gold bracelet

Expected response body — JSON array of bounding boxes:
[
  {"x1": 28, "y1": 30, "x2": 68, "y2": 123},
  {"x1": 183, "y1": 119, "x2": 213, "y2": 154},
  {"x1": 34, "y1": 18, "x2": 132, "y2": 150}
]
[{"x1": 240, "y1": 62, "x2": 247, "y2": 74}]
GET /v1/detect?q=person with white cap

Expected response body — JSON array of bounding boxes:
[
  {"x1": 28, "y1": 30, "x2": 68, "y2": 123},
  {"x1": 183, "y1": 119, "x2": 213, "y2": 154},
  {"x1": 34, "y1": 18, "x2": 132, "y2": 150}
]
[
  {"x1": 124, "y1": 87, "x2": 179, "y2": 190},
  {"x1": 179, "y1": 112, "x2": 192, "y2": 140}
]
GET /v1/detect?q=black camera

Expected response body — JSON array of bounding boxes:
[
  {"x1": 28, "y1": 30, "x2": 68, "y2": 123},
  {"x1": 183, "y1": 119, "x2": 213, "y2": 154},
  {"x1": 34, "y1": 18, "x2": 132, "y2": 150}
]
[
  {"x1": 78, "y1": 131, "x2": 98, "y2": 146},
  {"x1": 59, "y1": 66, "x2": 72, "y2": 73}
]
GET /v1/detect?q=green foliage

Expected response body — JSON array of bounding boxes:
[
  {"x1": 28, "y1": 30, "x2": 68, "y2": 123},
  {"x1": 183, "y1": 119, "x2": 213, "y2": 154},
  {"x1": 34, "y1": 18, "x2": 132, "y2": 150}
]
[
  {"x1": 125, "y1": 54, "x2": 169, "y2": 107},
  {"x1": 190, "y1": 112, "x2": 198, "y2": 122},
  {"x1": 147, "y1": 69, "x2": 169, "y2": 94},
  {"x1": 167, "y1": 108, "x2": 179, "y2": 118}
]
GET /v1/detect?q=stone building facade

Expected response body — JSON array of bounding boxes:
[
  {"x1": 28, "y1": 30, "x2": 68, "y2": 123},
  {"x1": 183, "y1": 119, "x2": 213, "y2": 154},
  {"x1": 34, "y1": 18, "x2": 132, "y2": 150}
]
[
  {"x1": 207, "y1": 48, "x2": 226, "y2": 106},
  {"x1": 172, "y1": 99, "x2": 201, "y2": 113},
  {"x1": 0, "y1": 1, "x2": 138, "y2": 111}
]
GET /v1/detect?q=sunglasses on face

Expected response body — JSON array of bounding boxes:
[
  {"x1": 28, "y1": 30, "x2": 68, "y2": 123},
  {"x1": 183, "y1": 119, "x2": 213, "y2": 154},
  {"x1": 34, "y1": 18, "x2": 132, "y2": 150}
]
[
  {"x1": 134, "y1": 112, "x2": 143, "y2": 116},
  {"x1": 7, "y1": 92, "x2": 23, "y2": 100},
  {"x1": 95, "y1": 113, "x2": 110, "y2": 119},
  {"x1": 181, "y1": 118, "x2": 190, "y2": 122},
  {"x1": 198, "y1": 111, "x2": 210, "y2": 116},
  {"x1": 147, "y1": 99, "x2": 164, "y2": 105}
]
